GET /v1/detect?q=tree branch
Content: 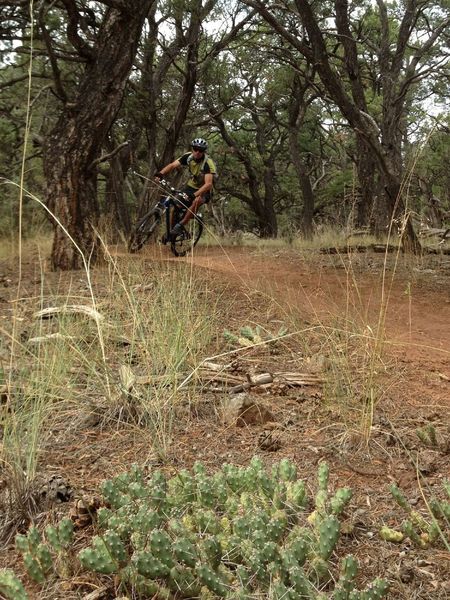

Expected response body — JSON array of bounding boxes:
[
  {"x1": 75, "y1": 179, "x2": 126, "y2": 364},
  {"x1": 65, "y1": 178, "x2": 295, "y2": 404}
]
[
  {"x1": 241, "y1": 0, "x2": 313, "y2": 61},
  {"x1": 60, "y1": 0, "x2": 95, "y2": 61},
  {"x1": 89, "y1": 141, "x2": 130, "y2": 171},
  {"x1": 95, "y1": 0, "x2": 129, "y2": 10},
  {"x1": 38, "y1": 0, "x2": 68, "y2": 102},
  {"x1": 200, "y1": 8, "x2": 258, "y2": 68},
  {"x1": 0, "y1": 72, "x2": 48, "y2": 89}
]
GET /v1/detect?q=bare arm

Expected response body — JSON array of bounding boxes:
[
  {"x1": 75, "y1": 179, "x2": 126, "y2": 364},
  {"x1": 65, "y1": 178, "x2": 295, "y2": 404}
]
[
  {"x1": 158, "y1": 159, "x2": 182, "y2": 177},
  {"x1": 195, "y1": 173, "x2": 213, "y2": 198}
]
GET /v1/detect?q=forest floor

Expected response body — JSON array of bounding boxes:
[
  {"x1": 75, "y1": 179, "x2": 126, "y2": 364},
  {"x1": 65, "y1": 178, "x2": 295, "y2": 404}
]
[{"x1": 0, "y1": 242, "x2": 449, "y2": 599}]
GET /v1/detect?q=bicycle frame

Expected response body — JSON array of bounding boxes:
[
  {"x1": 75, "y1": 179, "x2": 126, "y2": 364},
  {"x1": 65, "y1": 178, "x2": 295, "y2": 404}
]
[{"x1": 128, "y1": 177, "x2": 204, "y2": 256}]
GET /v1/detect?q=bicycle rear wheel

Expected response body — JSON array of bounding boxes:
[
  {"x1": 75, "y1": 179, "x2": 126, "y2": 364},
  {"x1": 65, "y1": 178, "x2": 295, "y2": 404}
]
[
  {"x1": 170, "y1": 216, "x2": 204, "y2": 257},
  {"x1": 128, "y1": 209, "x2": 161, "y2": 253}
]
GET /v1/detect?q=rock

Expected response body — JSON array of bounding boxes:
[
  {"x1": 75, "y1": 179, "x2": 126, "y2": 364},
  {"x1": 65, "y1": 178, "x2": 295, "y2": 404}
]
[{"x1": 222, "y1": 393, "x2": 275, "y2": 427}]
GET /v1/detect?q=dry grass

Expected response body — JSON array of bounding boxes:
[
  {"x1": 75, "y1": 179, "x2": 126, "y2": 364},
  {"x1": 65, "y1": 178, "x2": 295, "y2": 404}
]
[{"x1": 0, "y1": 250, "x2": 223, "y2": 543}]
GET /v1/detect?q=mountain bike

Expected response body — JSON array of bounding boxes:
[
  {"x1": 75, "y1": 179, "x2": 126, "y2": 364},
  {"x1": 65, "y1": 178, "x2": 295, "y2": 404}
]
[{"x1": 128, "y1": 178, "x2": 204, "y2": 257}]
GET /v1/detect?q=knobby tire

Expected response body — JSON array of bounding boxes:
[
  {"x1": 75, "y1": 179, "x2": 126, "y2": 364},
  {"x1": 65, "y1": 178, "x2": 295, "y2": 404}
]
[
  {"x1": 128, "y1": 209, "x2": 160, "y2": 253},
  {"x1": 170, "y1": 216, "x2": 204, "y2": 257}
]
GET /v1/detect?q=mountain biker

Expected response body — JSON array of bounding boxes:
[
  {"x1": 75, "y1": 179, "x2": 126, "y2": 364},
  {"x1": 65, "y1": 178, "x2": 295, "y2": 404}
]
[{"x1": 154, "y1": 137, "x2": 217, "y2": 236}]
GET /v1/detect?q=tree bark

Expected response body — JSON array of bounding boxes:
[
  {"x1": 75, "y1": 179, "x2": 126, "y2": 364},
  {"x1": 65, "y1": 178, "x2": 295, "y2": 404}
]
[
  {"x1": 354, "y1": 135, "x2": 377, "y2": 228},
  {"x1": 44, "y1": 2, "x2": 153, "y2": 270},
  {"x1": 335, "y1": 0, "x2": 377, "y2": 228}
]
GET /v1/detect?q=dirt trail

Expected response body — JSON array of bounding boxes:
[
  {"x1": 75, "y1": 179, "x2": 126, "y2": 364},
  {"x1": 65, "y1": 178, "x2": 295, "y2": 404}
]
[
  {"x1": 169, "y1": 246, "x2": 449, "y2": 353},
  {"x1": 2, "y1": 243, "x2": 449, "y2": 393},
  {"x1": 163, "y1": 246, "x2": 450, "y2": 411}
]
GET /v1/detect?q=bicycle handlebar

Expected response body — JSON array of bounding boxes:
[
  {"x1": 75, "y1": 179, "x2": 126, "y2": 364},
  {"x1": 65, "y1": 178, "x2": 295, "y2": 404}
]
[
  {"x1": 130, "y1": 172, "x2": 189, "y2": 205},
  {"x1": 158, "y1": 179, "x2": 190, "y2": 202}
]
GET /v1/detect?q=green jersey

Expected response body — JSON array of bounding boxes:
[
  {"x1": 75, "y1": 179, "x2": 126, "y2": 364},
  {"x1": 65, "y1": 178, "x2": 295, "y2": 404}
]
[{"x1": 178, "y1": 152, "x2": 217, "y2": 190}]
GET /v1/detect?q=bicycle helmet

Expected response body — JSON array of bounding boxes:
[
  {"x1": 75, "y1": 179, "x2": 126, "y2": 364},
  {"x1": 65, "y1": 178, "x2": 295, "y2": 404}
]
[{"x1": 191, "y1": 137, "x2": 208, "y2": 151}]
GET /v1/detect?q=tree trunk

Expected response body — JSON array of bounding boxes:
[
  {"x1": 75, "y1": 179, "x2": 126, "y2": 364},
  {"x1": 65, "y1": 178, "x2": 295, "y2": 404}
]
[
  {"x1": 335, "y1": 0, "x2": 376, "y2": 230},
  {"x1": 258, "y1": 210, "x2": 278, "y2": 237},
  {"x1": 44, "y1": 2, "x2": 153, "y2": 270},
  {"x1": 287, "y1": 72, "x2": 316, "y2": 239},
  {"x1": 104, "y1": 140, "x2": 132, "y2": 237},
  {"x1": 290, "y1": 136, "x2": 314, "y2": 238},
  {"x1": 354, "y1": 135, "x2": 376, "y2": 228}
]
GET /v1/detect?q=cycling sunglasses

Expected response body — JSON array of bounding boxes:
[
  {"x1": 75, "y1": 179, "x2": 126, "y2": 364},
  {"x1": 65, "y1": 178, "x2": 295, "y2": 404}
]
[{"x1": 192, "y1": 146, "x2": 205, "y2": 152}]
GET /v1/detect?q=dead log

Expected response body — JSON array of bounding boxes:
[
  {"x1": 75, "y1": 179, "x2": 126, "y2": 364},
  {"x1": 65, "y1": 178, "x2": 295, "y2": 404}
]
[
  {"x1": 419, "y1": 227, "x2": 450, "y2": 240},
  {"x1": 82, "y1": 587, "x2": 109, "y2": 600}
]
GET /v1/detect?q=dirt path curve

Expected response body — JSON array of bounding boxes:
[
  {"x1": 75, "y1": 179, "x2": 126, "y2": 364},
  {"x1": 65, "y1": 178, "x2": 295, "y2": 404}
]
[{"x1": 162, "y1": 246, "x2": 450, "y2": 392}]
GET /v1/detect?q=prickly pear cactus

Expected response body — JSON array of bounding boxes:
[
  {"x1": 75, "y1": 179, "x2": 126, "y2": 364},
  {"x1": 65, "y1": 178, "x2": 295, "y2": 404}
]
[
  {"x1": 71, "y1": 458, "x2": 387, "y2": 598},
  {"x1": 14, "y1": 516, "x2": 76, "y2": 586},
  {"x1": 0, "y1": 569, "x2": 29, "y2": 600},
  {"x1": 13, "y1": 459, "x2": 389, "y2": 599},
  {"x1": 383, "y1": 480, "x2": 450, "y2": 549},
  {"x1": 15, "y1": 527, "x2": 53, "y2": 584},
  {"x1": 45, "y1": 518, "x2": 74, "y2": 552},
  {"x1": 223, "y1": 325, "x2": 286, "y2": 348}
]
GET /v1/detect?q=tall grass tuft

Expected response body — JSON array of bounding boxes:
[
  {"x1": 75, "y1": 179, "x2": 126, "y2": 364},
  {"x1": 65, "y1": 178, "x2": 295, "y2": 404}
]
[{"x1": 100, "y1": 254, "x2": 221, "y2": 455}]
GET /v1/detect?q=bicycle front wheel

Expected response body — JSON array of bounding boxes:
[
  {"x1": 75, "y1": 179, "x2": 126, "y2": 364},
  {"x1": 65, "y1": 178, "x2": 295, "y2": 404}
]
[
  {"x1": 128, "y1": 209, "x2": 161, "y2": 253},
  {"x1": 170, "y1": 216, "x2": 204, "y2": 257}
]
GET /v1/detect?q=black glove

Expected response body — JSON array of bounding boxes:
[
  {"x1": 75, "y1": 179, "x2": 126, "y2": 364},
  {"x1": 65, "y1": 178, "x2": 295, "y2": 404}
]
[{"x1": 154, "y1": 172, "x2": 163, "y2": 180}]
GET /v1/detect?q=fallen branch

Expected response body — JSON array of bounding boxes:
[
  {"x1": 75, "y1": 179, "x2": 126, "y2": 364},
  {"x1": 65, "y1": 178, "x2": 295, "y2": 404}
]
[
  {"x1": 419, "y1": 227, "x2": 450, "y2": 240},
  {"x1": 198, "y1": 370, "x2": 243, "y2": 384},
  {"x1": 83, "y1": 586, "x2": 109, "y2": 600},
  {"x1": 118, "y1": 368, "x2": 325, "y2": 395},
  {"x1": 28, "y1": 333, "x2": 74, "y2": 343},
  {"x1": 34, "y1": 305, "x2": 106, "y2": 322},
  {"x1": 201, "y1": 361, "x2": 236, "y2": 372},
  {"x1": 275, "y1": 372, "x2": 325, "y2": 385},
  {"x1": 229, "y1": 372, "x2": 274, "y2": 394}
]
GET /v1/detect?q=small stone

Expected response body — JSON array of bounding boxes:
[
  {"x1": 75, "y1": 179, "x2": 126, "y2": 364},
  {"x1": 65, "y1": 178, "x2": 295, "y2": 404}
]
[{"x1": 222, "y1": 393, "x2": 275, "y2": 427}]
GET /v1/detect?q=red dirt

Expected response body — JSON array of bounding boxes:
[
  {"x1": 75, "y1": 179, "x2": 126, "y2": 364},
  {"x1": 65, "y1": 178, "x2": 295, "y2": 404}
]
[{"x1": 169, "y1": 246, "x2": 450, "y2": 399}]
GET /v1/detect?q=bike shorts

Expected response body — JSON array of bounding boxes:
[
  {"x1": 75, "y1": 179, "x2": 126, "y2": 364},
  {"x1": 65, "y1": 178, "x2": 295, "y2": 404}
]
[{"x1": 183, "y1": 185, "x2": 212, "y2": 203}]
